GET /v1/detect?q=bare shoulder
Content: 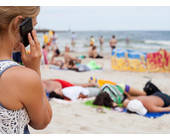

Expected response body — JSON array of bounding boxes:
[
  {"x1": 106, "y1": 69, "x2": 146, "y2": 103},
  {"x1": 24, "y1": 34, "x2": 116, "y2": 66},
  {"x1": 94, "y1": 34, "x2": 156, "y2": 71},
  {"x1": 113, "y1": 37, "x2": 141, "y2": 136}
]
[
  {"x1": 2, "y1": 66, "x2": 40, "y2": 82},
  {"x1": 1, "y1": 66, "x2": 41, "y2": 91}
]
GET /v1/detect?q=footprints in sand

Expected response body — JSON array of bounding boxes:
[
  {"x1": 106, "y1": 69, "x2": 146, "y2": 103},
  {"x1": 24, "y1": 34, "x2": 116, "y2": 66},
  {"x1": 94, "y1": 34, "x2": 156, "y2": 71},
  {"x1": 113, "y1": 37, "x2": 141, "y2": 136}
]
[
  {"x1": 80, "y1": 126, "x2": 90, "y2": 131},
  {"x1": 74, "y1": 113, "x2": 81, "y2": 117}
]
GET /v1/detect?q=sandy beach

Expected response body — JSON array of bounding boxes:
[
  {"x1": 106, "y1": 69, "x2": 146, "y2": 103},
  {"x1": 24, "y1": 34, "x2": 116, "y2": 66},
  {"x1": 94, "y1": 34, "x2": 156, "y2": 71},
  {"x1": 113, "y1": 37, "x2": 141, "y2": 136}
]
[{"x1": 29, "y1": 52, "x2": 170, "y2": 134}]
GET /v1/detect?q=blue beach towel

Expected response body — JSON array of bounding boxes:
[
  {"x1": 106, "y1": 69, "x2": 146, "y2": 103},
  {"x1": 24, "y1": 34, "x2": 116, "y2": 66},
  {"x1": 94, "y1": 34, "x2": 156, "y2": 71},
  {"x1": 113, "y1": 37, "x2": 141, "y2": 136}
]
[
  {"x1": 120, "y1": 108, "x2": 170, "y2": 119},
  {"x1": 145, "y1": 112, "x2": 170, "y2": 118},
  {"x1": 84, "y1": 100, "x2": 170, "y2": 119}
]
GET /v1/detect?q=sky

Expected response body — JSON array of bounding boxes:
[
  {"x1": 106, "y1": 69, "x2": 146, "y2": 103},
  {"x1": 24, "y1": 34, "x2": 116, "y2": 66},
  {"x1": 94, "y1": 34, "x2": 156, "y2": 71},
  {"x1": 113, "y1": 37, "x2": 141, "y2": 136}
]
[{"x1": 36, "y1": 6, "x2": 170, "y2": 31}]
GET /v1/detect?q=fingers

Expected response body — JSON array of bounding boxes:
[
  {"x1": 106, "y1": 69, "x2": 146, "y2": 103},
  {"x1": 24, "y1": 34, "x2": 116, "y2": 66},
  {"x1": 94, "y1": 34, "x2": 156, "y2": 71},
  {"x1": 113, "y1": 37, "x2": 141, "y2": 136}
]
[
  {"x1": 28, "y1": 33, "x2": 35, "y2": 51},
  {"x1": 27, "y1": 30, "x2": 42, "y2": 59},
  {"x1": 32, "y1": 30, "x2": 38, "y2": 43},
  {"x1": 32, "y1": 30, "x2": 40, "y2": 50}
]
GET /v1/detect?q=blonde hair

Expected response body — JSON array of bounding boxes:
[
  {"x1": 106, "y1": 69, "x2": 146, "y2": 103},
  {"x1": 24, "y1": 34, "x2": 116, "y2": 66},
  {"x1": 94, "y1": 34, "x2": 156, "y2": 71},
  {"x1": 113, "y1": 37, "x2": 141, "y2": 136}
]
[{"x1": 0, "y1": 6, "x2": 40, "y2": 32}]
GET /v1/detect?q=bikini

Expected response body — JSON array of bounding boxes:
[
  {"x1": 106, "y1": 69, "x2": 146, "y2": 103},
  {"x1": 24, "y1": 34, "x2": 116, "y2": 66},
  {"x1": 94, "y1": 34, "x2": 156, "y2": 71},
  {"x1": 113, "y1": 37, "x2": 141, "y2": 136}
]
[{"x1": 0, "y1": 60, "x2": 30, "y2": 134}]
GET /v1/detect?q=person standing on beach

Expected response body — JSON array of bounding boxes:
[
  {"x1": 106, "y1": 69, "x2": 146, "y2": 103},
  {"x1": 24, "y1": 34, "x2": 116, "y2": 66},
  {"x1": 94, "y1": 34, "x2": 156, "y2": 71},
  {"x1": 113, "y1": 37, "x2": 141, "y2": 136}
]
[
  {"x1": 43, "y1": 32, "x2": 49, "y2": 45},
  {"x1": 51, "y1": 31, "x2": 58, "y2": 51},
  {"x1": 71, "y1": 32, "x2": 76, "y2": 50},
  {"x1": 99, "y1": 36, "x2": 104, "y2": 53},
  {"x1": 90, "y1": 36, "x2": 95, "y2": 46},
  {"x1": 0, "y1": 6, "x2": 52, "y2": 134},
  {"x1": 109, "y1": 35, "x2": 117, "y2": 51}
]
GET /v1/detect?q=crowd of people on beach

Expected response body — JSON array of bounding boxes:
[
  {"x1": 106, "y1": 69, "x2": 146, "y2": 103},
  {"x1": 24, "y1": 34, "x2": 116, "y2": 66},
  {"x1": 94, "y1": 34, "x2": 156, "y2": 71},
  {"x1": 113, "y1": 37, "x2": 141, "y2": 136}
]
[
  {"x1": 0, "y1": 6, "x2": 170, "y2": 134},
  {"x1": 41, "y1": 30, "x2": 118, "y2": 71},
  {"x1": 41, "y1": 30, "x2": 119, "y2": 62}
]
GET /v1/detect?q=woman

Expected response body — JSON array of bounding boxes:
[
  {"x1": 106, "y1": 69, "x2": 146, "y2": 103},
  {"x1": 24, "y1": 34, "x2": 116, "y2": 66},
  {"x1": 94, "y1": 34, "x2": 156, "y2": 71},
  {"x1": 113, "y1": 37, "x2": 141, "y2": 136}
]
[
  {"x1": 0, "y1": 7, "x2": 52, "y2": 134},
  {"x1": 42, "y1": 79, "x2": 98, "y2": 101},
  {"x1": 93, "y1": 84, "x2": 170, "y2": 113}
]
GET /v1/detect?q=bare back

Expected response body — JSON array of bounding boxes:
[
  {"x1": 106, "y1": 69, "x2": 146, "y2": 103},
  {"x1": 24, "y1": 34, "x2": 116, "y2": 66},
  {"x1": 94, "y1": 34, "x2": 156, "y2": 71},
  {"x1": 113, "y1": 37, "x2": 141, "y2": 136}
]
[
  {"x1": 109, "y1": 38, "x2": 117, "y2": 47},
  {"x1": 0, "y1": 66, "x2": 24, "y2": 110},
  {"x1": 135, "y1": 96, "x2": 164, "y2": 111},
  {"x1": 0, "y1": 65, "x2": 52, "y2": 129}
]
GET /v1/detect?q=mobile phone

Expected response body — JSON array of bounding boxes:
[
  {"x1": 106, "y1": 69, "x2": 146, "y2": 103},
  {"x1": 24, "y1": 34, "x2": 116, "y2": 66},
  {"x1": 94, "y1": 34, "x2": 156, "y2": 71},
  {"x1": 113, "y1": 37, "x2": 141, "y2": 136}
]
[{"x1": 19, "y1": 17, "x2": 33, "y2": 47}]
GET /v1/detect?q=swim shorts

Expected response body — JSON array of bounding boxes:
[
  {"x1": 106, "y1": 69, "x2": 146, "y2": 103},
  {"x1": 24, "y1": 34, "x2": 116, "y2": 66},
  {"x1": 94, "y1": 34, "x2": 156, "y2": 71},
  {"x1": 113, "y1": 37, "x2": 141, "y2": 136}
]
[
  {"x1": 152, "y1": 91, "x2": 170, "y2": 107},
  {"x1": 53, "y1": 79, "x2": 75, "y2": 88},
  {"x1": 111, "y1": 46, "x2": 116, "y2": 49}
]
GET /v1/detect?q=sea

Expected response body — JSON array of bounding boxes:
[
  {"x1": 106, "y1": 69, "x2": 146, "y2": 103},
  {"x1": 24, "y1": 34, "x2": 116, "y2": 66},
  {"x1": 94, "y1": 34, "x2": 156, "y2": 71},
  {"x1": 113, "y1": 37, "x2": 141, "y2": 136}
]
[{"x1": 37, "y1": 31, "x2": 170, "y2": 54}]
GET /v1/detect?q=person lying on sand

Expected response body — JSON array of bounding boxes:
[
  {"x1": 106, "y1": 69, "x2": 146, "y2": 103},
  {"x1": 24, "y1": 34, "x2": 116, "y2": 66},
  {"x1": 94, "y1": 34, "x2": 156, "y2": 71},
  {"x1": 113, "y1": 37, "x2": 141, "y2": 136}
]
[
  {"x1": 88, "y1": 45, "x2": 103, "y2": 59},
  {"x1": 42, "y1": 79, "x2": 99, "y2": 101},
  {"x1": 42, "y1": 78, "x2": 146, "y2": 101},
  {"x1": 93, "y1": 82, "x2": 170, "y2": 114},
  {"x1": 49, "y1": 45, "x2": 82, "y2": 71}
]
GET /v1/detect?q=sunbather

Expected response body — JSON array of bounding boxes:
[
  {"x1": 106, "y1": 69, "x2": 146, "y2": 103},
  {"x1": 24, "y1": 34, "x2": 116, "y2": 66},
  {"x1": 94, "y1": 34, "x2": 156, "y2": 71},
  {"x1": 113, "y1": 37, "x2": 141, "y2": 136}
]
[
  {"x1": 88, "y1": 45, "x2": 103, "y2": 59},
  {"x1": 48, "y1": 45, "x2": 81, "y2": 71},
  {"x1": 42, "y1": 79, "x2": 98, "y2": 101},
  {"x1": 93, "y1": 82, "x2": 170, "y2": 114},
  {"x1": 50, "y1": 47, "x2": 61, "y2": 64}
]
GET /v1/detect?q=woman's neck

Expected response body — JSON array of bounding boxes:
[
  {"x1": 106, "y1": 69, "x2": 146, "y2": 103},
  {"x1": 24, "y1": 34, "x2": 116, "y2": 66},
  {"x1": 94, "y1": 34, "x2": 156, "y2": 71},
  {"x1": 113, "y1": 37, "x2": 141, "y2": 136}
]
[{"x1": 0, "y1": 37, "x2": 13, "y2": 60}]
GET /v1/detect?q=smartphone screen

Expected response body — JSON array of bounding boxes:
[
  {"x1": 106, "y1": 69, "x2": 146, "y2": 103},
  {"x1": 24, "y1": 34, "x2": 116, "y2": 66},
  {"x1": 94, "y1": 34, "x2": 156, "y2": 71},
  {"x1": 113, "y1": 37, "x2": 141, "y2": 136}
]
[{"x1": 19, "y1": 17, "x2": 33, "y2": 47}]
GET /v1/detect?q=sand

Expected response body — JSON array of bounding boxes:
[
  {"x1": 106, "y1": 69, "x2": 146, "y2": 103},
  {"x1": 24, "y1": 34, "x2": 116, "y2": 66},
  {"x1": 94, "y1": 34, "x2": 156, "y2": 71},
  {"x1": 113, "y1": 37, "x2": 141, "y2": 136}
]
[{"x1": 29, "y1": 52, "x2": 170, "y2": 134}]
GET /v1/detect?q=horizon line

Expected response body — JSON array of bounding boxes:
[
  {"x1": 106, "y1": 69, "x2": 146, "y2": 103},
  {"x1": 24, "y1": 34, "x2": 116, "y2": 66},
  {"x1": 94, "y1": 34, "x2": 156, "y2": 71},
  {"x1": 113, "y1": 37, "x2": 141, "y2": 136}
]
[{"x1": 35, "y1": 28, "x2": 170, "y2": 32}]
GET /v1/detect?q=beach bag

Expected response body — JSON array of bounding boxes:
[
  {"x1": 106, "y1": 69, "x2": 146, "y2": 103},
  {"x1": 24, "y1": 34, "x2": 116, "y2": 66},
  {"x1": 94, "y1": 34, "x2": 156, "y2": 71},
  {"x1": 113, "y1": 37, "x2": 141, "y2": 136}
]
[
  {"x1": 100, "y1": 84, "x2": 124, "y2": 104},
  {"x1": 143, "y1": 81, "x2": 161, "y2": 95}
]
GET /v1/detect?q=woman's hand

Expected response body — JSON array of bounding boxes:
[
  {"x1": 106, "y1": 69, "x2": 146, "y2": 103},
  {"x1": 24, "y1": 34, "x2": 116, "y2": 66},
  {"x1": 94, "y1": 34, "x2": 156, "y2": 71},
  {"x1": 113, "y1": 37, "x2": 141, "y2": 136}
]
[{"x1": 20, "y1": 30, "x2": 42, "y2": 76}]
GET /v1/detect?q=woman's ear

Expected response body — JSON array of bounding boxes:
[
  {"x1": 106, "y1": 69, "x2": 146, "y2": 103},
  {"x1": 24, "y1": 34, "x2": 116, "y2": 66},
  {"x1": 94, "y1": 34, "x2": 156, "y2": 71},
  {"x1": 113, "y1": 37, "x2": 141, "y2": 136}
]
[{"x1": 12, "y1": 16, "x2": 23, "y2": 32}]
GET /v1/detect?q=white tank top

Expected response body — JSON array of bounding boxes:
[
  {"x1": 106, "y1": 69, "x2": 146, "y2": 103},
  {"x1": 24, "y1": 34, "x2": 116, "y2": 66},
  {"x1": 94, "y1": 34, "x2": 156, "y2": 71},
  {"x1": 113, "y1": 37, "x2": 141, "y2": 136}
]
[{"x1": 0, "y1": 60, "x2": 30, "y2": 134}]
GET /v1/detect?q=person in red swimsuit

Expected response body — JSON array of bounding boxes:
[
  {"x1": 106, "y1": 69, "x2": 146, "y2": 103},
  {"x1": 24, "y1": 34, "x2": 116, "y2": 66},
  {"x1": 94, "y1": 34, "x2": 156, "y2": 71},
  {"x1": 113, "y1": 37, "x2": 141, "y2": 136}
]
[{"x1": 42, "y1": 79, "x2": 97, "y2": 100}]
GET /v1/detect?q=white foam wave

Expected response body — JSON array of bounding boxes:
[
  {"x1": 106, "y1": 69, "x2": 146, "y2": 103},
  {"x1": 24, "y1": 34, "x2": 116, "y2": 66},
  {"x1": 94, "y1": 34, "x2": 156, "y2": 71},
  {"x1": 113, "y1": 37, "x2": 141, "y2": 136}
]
[{"x1": 145, "y1": 40, "x2": 170, "y2": 46}]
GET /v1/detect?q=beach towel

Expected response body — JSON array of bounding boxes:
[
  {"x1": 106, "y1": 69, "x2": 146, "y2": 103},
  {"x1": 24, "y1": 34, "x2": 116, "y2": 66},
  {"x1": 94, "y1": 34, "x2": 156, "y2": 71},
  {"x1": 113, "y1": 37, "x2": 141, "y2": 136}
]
[
  {"x1": 48, "y1": 65, "x2": 68, "y2": 70},
  {"x1": 84, "y1": 100, "x2": 170, "y2": 119},
  {"x1": 48, "y1": 63, "x2": 100, "y2": 72},
  {"x1": 49, "y1": 64, "x2": 90, "y2": 72},
  {"x1": 87, "y1": 61, "x2": 102, "y2": 70},
  {"x1": 77, "y1": 64, "x2": 91, "y2": 72},
  {"x1": 123, "y1": 108, "x2": 170, "y2": 119}
]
